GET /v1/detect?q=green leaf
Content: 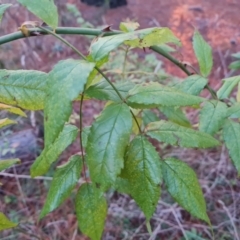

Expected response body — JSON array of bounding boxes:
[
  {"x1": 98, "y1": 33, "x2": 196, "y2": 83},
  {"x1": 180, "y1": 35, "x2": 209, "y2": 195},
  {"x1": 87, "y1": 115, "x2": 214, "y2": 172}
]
[
  {"x1": 217, "y1": 76, "x2": 240, "y2": 99},
  {"x1": 125, "y1": 28, "x2": 181, "y2": 48},
  {"x1": 223, "y1": 120, "x2": 240, "y2": 174},
  {"x1": 127, "y1": 83, "x2": 204, "y2": 109},
  {"x1": 0, "y1": 103, "x2": 26, "y2": 117},
  {"x1": 0, "y1": 118, "x2": 16, "y2": 128},
  {"x1": 159, "y1": 106, "x2": 191, "y2": 127},
  {"x1": 193, "y1": 31, "x2": 213, "y2": 77},
  {"x1": 0, "y1": 212, "x2": 17, "y2": 231},
  {"x1": 40, "y1": 155, "x2": 82, "y2": 219},
  {"x1": 85, "y1": 80, "x2": 135, "y2": 102},
  {"x1": 114, "y1": 177, "x2": 131, "y2": 194},
  {"x1": 146, "y1": 120, "x2": 220, "y2": 148},
  {"x1": 44, "y1": 60, "x2": 95, "y2": 146},
  {"x1": 90, "y1": 27, "x2": 180, "y2": 61},
  {"x1": 162, "y1": 158, "x2": 210, "y2": 224},
  {"x1": 82, "y1": 126, "x2": 91, "y2": 148},
  {"x1": 76, "y1": 183, "x2": 107, "y2": 240},
  {"x1": 119, "y1": 21, "x2": 140, "y2": 32},
  {"x1": 0, "y1": 4, "x2": 11, "y2": 23},
  {"x1": 30, "y1": 125, "x2": 78, "y2": 177},
  {"x1": 0, "y1": 70, "x2": 48, "y2": 110},
  {"x1": 173, "y1": 75, "x2": 208, "y2": 96},
  {"x1": 199, "y1": 100, "x2": 227, "y2": 135},
  {"x1": 229, "y1": 60, "x2": 240, "y2": 70},
  {"x1": 86, "y1": 103, "x2": 132, "y2": 188},
  {"x1": 18, "y1": 0, "x2": 58, "y2": 29},
  {"x1": 121, "y1": 136, "x2": 161, "y2": 220},
  {"x1": 0, "y1": 159, "x2": 20, "y2": 171},
  {"x1": 227, "y1": 103, "x2": 240, "y2": 118},
  {"x1": 232, "y1": 52, "x2": 240, "y2": 59},
  {"x1": 142, "y1": 109, "x2": 159, "y2": 125}
]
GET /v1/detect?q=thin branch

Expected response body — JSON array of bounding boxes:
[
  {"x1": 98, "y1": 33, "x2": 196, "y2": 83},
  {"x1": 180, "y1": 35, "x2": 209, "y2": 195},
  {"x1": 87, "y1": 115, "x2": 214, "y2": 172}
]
[
  {"x1": 79, "y1": 92, "x2": 87, "y2": 180},
  {"x1": 0, "y1": 26, "x2": 218, "y2": 100}
]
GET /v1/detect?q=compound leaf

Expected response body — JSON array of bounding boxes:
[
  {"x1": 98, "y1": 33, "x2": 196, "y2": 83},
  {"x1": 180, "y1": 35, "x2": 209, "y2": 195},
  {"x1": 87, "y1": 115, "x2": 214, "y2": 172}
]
[
  {"x1": 173, "y1": 75, "x2": 208, "y2": 96},
  {"x1": 199, "y1": 100, "x2": 227, "y2": 135},
  {"x1": 0, "y1": 158, "x2": 20, "y2": 171},
  {"x1": 0, "y1": 4, "x2": 11, "y2": 23},
  {"x1": 0, "y1": 103, "x2": 26, "y2": 117},
  {"x1": 0, "y1": 212, "x2": 17, "y2": 231},
  {"x1": 18, "y1": 0, "x2": 58, "y2": 29},
  {"x1": 44, "y1": 60, "x2": 95, "y2": 146},
  {"x1": 76, "y1": 183, "x2": 107, "y2": 240},
  {"x1": 162, "y1": 158, "x2": 210, "y2": 224},
  {"x1": 0, "y1": 70, "x2": 48, "y2": 110},
  {"x1": 85, "y1": 80, "x2": 135, "y2": 102},
  {"x1": 121, "y1": 136, "x2": 161, "y2": 220},
  {"x1": 90, "y1": 27, "x2": 180, "y2": 61},
  {"x1": 0, "y1": 118, "x2": 16, "y2": 128},
  {"x1": 193, "y1": 31, "x2": 213, "y2": 77},
  {"x1": 217, "y1": 76, "x2": 240, "y2": 99},
  {"x1": 223, "y1": 120, "x2": 240, "y2": 175},
  {"x1": 86, "y1": 103, "x2": 132, "y2": 188},
  {"x1": 31, "y1": 125, "x2": 78, "y2": 177},
  {"x1": 159, "y1": 106, "x2": 191, "y2": 127},
  {"x1": 40, "y1": 155, "x2": 82, "y2": 219},
  {"x1": 146, "y1": 120, "x2": 219, "y2": 148},
  {"x1": 127, "y1": 83, "x2": 204, "y2": 109}
]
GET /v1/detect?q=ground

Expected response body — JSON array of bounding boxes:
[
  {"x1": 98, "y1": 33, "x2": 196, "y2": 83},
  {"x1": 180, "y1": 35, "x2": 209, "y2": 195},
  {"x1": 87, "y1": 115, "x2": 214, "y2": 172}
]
[{"x1": 0, "y1": 0, "x2": 240, "y2": 239}]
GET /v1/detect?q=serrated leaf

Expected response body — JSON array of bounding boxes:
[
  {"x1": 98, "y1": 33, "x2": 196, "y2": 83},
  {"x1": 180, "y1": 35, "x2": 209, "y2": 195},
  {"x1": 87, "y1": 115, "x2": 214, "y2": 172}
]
[
  {"x1": 199, "y1": 100, "x2": 227, "y2": 135},
  {"x1": 227, "y1": 103, "x2": 240, "y2": 118},
  {"x1": 0, "y1": 4, "x2": 11, "y2": 23},
  {"x1": 119, "y1": 21, "x2": 140, "y2": 32},
  {"x1": 40, "y1": 155, "x2": 82, "y2": 219},
  {"x1": 85, "y1": 80, "x2": 135, "y2": 102},
  {"x1": 0, "y1": 103, "x2": 26, "y2": 117},
  {"x1": 0, "y1": 118, "x2": 16, "y2": 128},
  {"x1": 0, "y1": 158, "x2": 20, "y2": 171},
  {"x1": 90, "y1": 27, "x2": 180, "y2": 61},
  {"x1": 44, "y1": 60, "x2": 95, "y2": 146},
  {"x1": 18, "y1": 0, "x2": 58, "y2": 29},
  {"x1": 0, "y1": 212, "x2": 17, "y2": 231},
  {"x1": 162, "y1": 158, "x2": 210, "y2": 224},
  {"x1": 142, "y1": 109, "x2": 159, "y2": 125},
  {"x1": 76, "y1": 183, "x2": 107, "y2": 240},
  {"x1": 173, "y1": 75, "x2": 208, "y2": 96},
  {"x1": 121, "y1": 136, "x2": 161, "y2": 220},
  {"x1": 217, "y1": 76, "x2": 240, "y2": 99},
  {"x1": 229, "y1": 60, "x2": 240, "y2": 70},
  {"x1": 0, "y1": 70, "x2": 48, "y2": 110},
  {"x1": 223, "y1": 120, "x2": 240, "y2": 174},
  {"x1": 126, "y1": 83, "x2": 204, "y2": 109},
  {"x1": 193, "y1": 31, "x2": 213, "y2": 77},
  {"x1": 31, "y1": 125, "x2": 78, "y2": 177},
  {"x1": 160, "y1": 106, "x2": 191, "y2": 127},
  {"x1": 146, "y1": 120, "x2": 219, "y2": 148},
  {"x1": 86, "y1": 103, "x2": 132, "y2": 188}
]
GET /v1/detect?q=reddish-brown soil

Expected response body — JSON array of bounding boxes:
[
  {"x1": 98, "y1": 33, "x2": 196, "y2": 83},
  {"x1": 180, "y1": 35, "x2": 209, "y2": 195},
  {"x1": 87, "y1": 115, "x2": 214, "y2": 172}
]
[{"x1": 1, "y1": 1, "x2": 240, "y2": 239}]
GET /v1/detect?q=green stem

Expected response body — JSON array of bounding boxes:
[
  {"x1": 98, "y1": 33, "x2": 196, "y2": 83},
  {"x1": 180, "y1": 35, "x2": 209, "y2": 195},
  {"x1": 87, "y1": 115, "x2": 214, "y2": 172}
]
[{"x1": 0, "y1": 26, "x2": 218, "y2": 100}]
